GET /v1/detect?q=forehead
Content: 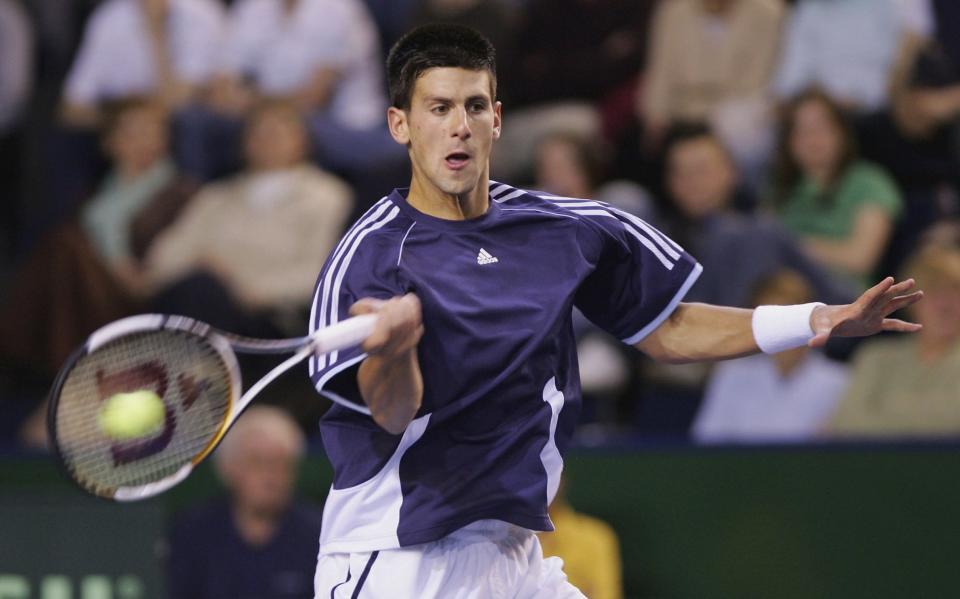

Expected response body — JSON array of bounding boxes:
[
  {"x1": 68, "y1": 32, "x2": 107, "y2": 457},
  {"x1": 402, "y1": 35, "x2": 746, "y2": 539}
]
[
  {"x1": 670, "y1": 137, "x2": 728, "y2": 166},
  {"x1": 411, "y1": 67, "x2": 494, "y2": 103}
]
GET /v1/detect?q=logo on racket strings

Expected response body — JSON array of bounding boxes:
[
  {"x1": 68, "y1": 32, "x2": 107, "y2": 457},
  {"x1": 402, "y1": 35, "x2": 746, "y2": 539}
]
[{"x1": 96, "y1": 362, "x2": 209, "y2": 466}]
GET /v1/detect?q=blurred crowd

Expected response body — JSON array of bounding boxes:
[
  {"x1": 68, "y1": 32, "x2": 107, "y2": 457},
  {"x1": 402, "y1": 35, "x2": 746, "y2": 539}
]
[{"x1": 1, "y1": 0, "x2": 960, "y2": 451}]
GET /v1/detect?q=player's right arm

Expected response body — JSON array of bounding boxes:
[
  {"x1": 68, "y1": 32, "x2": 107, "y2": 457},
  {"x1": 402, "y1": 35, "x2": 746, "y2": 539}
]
[{"x1": 350, "y1": 294, "x2": 425, "y2": 434}]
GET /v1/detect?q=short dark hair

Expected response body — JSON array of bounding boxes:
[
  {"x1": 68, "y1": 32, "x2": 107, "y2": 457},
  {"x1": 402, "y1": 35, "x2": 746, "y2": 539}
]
[
  {"x1": 663, "y1": 122, "x2": 725, "y2": 158},
  {"x1": 100, "y1": 96, "x2": 167, "y2": 138},
  {"x1": 386, "y1": 24, "x2": 497, "y2": 110}
]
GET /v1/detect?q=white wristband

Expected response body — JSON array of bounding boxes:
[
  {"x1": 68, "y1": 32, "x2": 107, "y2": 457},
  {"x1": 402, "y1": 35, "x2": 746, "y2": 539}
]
[{"x1": 751, "y1": 302, "x2": 825, "y2": 354}]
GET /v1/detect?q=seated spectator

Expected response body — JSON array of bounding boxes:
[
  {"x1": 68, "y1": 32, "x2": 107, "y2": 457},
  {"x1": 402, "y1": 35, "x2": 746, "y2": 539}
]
[
  {"x1": 638, "y1": 0, "x2": 784, "y2": 178},
  {"x1": 827, "y1": 243, "x2": 960, "y2": 438},
  {"x1": 0, "y1": 97, "x2": 194, "y2": 379},
  {"x1": 144, "y1": 99, "x2": 353, "y2": 334},
  {"x1": 692, "y1": 269, "x2": 849, "y2": 443},
  {"x1": 179, "y1": 0, "x2": 405, "y2": 193},
  {"x1": 60, "y1": 0, "x2": 225, "y2": 128},
  {"x1": 774, "y1": 0, "x2": 930, "y2": 115},
  {"x1": 663, "y1": 124, "x2": 853, "y2": 308},
  {"x1": 0, "y1": 97, "x2": 196, "y2": 449},
  {"x1": 772, "y1": 89, "x2": 904, "y2": 291},
  {"x1": 168, "y1": 405, "x2": 322, "y2": 599},
  {"x1": 538, "y1": 476, "x2": 622, "y2": 599},
  {"x1": 632, "y1": 125, "x2": 851, "y2": 437},
  {"x1": 890, "y1": 0, "x2": 960, "y2": 145}
]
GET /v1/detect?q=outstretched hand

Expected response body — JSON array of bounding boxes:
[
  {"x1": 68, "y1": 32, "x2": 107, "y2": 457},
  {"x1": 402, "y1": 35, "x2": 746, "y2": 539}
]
[{"x1": 808, "y1": 277, "x2": 924, "y2": 348}]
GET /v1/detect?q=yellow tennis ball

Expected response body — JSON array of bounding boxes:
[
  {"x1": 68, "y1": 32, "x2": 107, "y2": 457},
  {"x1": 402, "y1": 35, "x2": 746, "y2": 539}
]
[{"x1": 98, "y1": 390, "x2": 166, "y2": 440}]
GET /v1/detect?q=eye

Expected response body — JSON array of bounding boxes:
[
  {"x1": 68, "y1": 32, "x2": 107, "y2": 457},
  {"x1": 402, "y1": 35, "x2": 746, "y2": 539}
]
[
  {"x1": 469, "y1": 101, "x2": 487, "y2": 113},
  {"x1": 432, "y1": 105, "x2": 449, "y2": 115}
]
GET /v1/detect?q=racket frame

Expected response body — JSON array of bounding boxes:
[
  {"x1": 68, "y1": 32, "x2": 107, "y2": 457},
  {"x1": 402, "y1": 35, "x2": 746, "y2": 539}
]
[
  {"x1": 48, "y1": 314, "x2": 243, "y2": 501},
  {"x1": 48, "y1": 312, "x2": 375, "y2": 501}
]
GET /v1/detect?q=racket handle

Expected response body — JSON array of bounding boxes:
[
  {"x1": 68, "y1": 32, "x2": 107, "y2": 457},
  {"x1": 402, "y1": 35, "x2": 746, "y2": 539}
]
[{"x1": 311, "y1": 314, "x2": 377, "y2": 354}]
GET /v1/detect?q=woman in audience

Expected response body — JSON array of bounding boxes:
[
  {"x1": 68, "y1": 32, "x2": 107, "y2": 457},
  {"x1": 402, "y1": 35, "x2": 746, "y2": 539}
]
[
  {"x1": 773, "y1": 89, "x2": 904, "y2": 291},
  {"x1": 1, "y1": 97, "x2": 196, "y2": 449},
  {"x1": 0, "y1": 97, "x2": 194, "y2": 379}
]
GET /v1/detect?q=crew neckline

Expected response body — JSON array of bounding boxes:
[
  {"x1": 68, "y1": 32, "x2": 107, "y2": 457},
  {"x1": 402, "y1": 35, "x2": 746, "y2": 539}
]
[{"x1": 388, "y1": 186, "x2": 502, "y2": 231}]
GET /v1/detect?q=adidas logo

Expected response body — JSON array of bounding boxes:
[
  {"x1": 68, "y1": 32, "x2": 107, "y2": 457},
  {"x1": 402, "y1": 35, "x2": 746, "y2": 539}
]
[{"x1": 477, "y1": 248, "x2": 499, "y2": 265}]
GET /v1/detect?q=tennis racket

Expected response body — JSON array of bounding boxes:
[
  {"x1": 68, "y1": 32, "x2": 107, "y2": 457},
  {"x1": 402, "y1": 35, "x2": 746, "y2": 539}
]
[{"x1": 47, "y1": 313, "x2": 375, "y2": 501}]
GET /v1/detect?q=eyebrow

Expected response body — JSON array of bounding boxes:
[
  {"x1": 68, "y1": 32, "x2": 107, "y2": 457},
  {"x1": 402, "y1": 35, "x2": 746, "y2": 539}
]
[{"x1": 422, "y1": 94, "x2": 490, "y2": 105}]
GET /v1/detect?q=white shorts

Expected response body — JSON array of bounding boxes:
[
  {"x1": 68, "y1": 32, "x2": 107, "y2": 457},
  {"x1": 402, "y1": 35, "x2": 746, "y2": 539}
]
[{"x1": 314, "y1": 519, "x2": 586, "y2": 599}]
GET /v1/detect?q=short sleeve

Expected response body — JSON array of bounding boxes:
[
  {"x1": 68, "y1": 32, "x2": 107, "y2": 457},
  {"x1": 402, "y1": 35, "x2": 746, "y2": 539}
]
[
  {"x1": 574, "y1": 207, "x2": 702, "y2": 345},
  {"x1": 308, "y1": 206, "x2": 405, "y2": 414},
  {"x1": 854, "y1": 164, "x2": 903, "y2": 219}
]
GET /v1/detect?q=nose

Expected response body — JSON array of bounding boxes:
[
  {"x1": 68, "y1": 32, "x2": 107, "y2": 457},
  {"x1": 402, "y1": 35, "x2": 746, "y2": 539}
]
[{"x1": 452, "y1": 107, "x2": 472, "y2": 140}]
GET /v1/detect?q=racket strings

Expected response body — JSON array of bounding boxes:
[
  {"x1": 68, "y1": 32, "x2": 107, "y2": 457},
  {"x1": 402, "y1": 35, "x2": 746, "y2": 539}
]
[{"x1": 52, "y1": 330, "x2": 233, "y2": 497}]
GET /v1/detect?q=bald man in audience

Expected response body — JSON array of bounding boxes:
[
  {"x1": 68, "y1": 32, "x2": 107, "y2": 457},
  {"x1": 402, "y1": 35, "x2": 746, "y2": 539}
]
[{"x1": 167, "y1": 406, "x2": 322, "y2": 599}]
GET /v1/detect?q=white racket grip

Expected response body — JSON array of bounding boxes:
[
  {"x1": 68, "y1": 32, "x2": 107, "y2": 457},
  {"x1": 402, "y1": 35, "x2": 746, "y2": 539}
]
[{"x1": 311, "y1": 314, "x2": 377, "y2": 354}]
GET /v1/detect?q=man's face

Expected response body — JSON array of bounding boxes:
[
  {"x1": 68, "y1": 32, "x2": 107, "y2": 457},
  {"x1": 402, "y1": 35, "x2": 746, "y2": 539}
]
[
  {"x1": 225, "y1": 438, "x2": 298, "y2": 516},
  {"x1": 389, "y1": 67, "x2": 501, "y2": 198},
  {"x1": 244, "y1": 108, "x2": 308, "y2": 171},
  {"x1": 105, "y1": 105, "x2": 169, "y2": 173},
  {"x1": 667, "y1": 137, "x2": 736, "y2": 220}
]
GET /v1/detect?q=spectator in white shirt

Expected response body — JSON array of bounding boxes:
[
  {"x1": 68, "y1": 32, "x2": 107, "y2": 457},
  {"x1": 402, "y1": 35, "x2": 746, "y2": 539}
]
[
  {"x1": 692, "y1": 269, "x2": 850, "y2": 443},
  {"x1": 211, "y1": 0, "x2": 384, "y2": 130},
  {"x1": 177, "y1": 0, "x2": 404, "y2": 183},
  {"x1": 61, "y1": 0, "x2": 225, "y2": 128},
  {"x1": 774, "y1": 0, "x2": 932, "y2": 113}
]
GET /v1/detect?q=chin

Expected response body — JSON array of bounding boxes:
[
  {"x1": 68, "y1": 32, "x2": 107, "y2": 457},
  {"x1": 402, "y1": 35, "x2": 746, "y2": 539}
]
[{"x1": 438, "y1": 176, "x2": 480, "y2": 197}]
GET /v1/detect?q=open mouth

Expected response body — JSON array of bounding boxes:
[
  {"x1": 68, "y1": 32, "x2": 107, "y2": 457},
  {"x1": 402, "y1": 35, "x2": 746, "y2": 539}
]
[{"x1": 445, "y1": 152, "x2": 471, "y2": 170}]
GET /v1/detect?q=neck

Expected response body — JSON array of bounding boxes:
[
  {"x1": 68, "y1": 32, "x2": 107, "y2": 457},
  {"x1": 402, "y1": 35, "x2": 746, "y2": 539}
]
[
  {"x1": 407, "y1": 170, "x2": 490, "y2": 221},
  {"x1": 250, "y1": 162, "x2": 300, "y2": 174},
  {"x1": 807, "y1": 165, "x2": 834, "y2": 188},
  {"x1": 232, "y1": 502, "x2": 282, "y2": 547},
  {"x1": 116, "y1": 160, "x2": 159, "y2": 182}
]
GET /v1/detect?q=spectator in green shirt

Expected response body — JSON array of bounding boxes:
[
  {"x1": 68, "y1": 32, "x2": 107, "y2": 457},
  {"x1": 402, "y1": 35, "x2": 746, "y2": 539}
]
[{"x1": 772, "y1": 88, "x2": 903, "y2": 290}]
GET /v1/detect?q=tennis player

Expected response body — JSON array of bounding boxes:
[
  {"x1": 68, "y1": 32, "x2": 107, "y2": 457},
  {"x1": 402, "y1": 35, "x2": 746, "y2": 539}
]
[{"x1": 308, "y1": 24, "x2": 922, "y2": 598}]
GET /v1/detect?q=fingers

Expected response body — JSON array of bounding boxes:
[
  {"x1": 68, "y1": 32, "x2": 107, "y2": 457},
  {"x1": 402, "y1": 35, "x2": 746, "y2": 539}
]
[
  {"x1": 859, "y1": 276, "x2": 895, "y2": 307},
  {"x1": 881, "y1": 318, "x2": 923, "y2": 333},
  {"x1": 349, "y1": 298, "x2": 386, "y2": 316},
  {"x1": 876, "y1": 278, "x2": 916, "y2": 307},
  {"x1": 882, "y1": 290, "x2": 924, "y2": 315},
  {"x1": 884, "y1": 278, "x2": 916, "y2": 297},
  {"x1": 354, "y1": 294, "x2": 423, "y2": 356}
]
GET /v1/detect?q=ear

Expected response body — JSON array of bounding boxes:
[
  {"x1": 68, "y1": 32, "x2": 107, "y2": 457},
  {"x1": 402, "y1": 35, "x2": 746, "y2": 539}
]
[
  {"x1": 387, "y1": 106, "x2": 410, "y2": 146},
  {"x1": 492, "y1": 101, "x2": 502, "y2": 141}
]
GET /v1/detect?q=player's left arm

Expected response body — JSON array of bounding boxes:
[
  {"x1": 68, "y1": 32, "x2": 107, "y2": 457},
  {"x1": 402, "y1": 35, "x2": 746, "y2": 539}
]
[{"x1": 636, "y1": 277, "x2": 923, "y2": 364}]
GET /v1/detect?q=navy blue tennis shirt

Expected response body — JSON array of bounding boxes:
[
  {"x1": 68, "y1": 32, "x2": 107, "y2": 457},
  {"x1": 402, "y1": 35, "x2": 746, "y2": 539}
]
[{"x1": 308, "y1": 181, "x2": 702, "y2": 553}]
